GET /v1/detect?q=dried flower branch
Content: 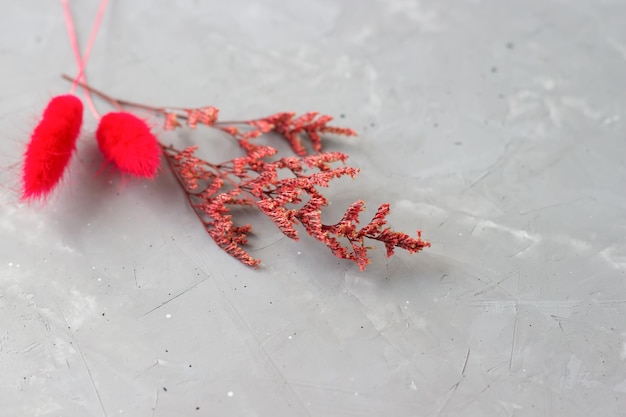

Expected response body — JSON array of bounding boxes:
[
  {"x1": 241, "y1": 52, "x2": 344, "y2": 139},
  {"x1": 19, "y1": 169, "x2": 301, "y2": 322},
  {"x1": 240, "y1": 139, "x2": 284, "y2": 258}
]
[
  {"x1": 160, "y1": 118, "x2": 428, "y2": 270},
  {"x1": 53, "y1": 76, "x2": 430, "y2": 270}
]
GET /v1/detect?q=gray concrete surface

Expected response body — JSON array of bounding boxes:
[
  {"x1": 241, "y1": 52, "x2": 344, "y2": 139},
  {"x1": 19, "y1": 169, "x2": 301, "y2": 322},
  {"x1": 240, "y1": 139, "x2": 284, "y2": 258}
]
[{"x1": 1, "y1": 1, "x2": 625, "y2": 416}]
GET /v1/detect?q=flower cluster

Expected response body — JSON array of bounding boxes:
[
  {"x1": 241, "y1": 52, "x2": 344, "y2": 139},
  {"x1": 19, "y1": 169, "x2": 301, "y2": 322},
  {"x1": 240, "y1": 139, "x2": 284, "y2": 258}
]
[
  {"x1": 158, "y1": 105, "x2": 430, "y2": 270},
  {"x1": 18, "y1": 79, "x2": 430, "y2": 270}
]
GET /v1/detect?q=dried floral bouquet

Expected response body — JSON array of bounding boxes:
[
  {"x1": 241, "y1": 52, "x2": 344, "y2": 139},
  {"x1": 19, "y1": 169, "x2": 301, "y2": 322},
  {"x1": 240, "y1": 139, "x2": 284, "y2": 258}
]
[
  {"x1": 20, "y1": 77, "x2": 430, "y2": 270},
  {"x1": 17, "y1": 0, "x2": 429, "y2": 271}
]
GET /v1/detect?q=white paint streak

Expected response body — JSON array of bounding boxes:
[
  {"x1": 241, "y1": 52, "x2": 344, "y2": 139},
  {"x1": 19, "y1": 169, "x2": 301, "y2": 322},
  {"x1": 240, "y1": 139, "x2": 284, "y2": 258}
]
[
  {"x1": 473, "y1": 300, "x2": 580, "y2": 316},
  {"x1": 384, "y1": 0, "x2": 445, "y2": 31},
  {"x1": 479, "y1": 220, "x2": 540, "y2": 243},
  {"x1": 599, "y1": 245, "x2": 626, "y2": 270}
]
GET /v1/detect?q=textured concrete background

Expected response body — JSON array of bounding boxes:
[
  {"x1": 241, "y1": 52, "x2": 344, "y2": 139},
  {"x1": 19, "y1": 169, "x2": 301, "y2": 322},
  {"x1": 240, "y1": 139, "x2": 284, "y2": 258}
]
[{"x1": 1, "y1": 1, "x2": 625, "y2": 416}]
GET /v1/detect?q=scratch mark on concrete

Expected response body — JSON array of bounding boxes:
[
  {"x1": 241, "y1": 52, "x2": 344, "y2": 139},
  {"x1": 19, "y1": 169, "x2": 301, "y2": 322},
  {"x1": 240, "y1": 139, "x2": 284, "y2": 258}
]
[
  {"x1": 249, "y1": 236, "x2": 288, "y2": 252},
  {"x1": 459, "y1": 272, "x2": 516, "y2": 299},
  {"x1": 259, "y1": 321, "x2": 293, "y2": 349},
  {"x1": 205, "y1": 252, "x2": 313, "y2": 417},
  {"x1": 518, "y1": 197, "x2": 586, "y2": 215},
  {"x1": 509, "y1": 241, "x2": 536, "y2": 258},
  {"x1": 465, "y1": 168, "x2": 492, "y2": 192},
  {"x1": 472, "y1": 300, "x2": 581, "y2": 310},
  {"x1": 437, "y1": 378, "x2": 462, "y2": 415},
  {"x1": 509, "y1": 305, "x2": 519, "y2": 372},
  {"x1": 287, "y1": 380, "x2": 360, "y2": 394},
  {"x1": 462, "y1": 139, "x2": 518, "y2": 193},
  {"x1": 461, "y1": 348, "x2": 470, "y2": 376},
  {"x1": 19, "y1": 342, "x2": 41, "y2": 354},
  {"x1": 436, "y1": 349, "x2": 471, "y2": 416},
  {"x1": 151, "y1": 389, "x2": 160, "y2": 417},
  {"x1": 487, "y1": 361, "x2": 507, "y2": 373},
  {"x1": 133, "y1": 268, "x2": 139, "y2": 288},
  {"x1": 142, "y1": 278, "x2": 208, "y2": 317},
  {"x1": 597, "y1": 299, "x2": 626, "y2": 307},
  {"x1": 550, "y1": 315, "x2": 568, "y2": 333},
  {"x1": 58, "y1": 308, "x2": 107, "y2": 417},
  {"x1": 222, "y1": 299, "x2": 314, "y2": 417}
]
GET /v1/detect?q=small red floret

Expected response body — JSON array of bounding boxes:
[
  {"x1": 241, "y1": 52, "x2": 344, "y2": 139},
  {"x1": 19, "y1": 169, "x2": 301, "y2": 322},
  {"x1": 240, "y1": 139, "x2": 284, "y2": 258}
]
[
  {"x1": 96, "y1": 112, "x2": 161, "y2": 178},
  {"x1": 21, "y1": 94, "x2": 83, "y2": 201}
]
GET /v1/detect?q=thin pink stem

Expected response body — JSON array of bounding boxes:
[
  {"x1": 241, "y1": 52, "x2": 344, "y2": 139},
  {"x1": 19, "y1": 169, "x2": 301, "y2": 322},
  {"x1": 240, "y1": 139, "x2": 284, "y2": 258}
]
[
  {"x1": 60, "y1": 0, "x2": 81, "y2": 94},
  {"x1": 62, "y1": 76, "x2": 263, "y2": 126},
  {"x1": 62, "y1": 74, "x2": 124, "y2": 111},
  {"x1": 77, "y1": 0, "x2": 108, "y2": 83},
  {"x1": 60, "y1": 0, "x2": 109, "y2": 119},
  {"x1": 62, "y1": 75, "x2": 167, "y2": 113}
]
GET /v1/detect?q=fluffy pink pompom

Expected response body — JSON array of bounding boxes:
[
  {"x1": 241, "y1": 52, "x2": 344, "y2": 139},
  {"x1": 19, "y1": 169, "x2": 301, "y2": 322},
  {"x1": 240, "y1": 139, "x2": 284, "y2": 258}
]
[
  {"x1": 96, "y1": 112, "x2": 161, "y2": 178},
  {"x1": 21, "y1": 94, "x2": 83, "y2": 201}
]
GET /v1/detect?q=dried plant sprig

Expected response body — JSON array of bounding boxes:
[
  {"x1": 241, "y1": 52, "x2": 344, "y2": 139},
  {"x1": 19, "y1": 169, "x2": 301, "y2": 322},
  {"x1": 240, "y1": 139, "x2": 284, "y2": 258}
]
[
  {"x1": 62, "y1": 76, "x2": 357, "y2": 156},
  {"x1": 60, "y1": 75, "x2": 430, "y2": 270},
  {"x1": 164, "y1": 109, "x2": 356, "y2": 156},
  {"x1": 162, "y1": 139, "x2": 429, "y2": 270}
]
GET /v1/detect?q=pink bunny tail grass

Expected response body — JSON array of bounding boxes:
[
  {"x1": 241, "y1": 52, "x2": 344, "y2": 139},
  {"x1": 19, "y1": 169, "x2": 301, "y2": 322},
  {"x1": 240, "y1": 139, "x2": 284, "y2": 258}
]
[
  {"x1": 96, "y1": 112, "x2": 161, "y2": 178},
  {"x1": 21, "y1": 94, "x2": 83, "y2": 201}
]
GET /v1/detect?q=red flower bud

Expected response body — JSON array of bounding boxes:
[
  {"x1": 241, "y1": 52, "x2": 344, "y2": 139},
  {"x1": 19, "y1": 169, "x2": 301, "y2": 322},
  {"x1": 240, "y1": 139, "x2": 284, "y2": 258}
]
[
  {"x1": 21, "y1": 94, "x2": 83, "y2": 201},
  {"x1": 96, "y1": 112, "x2": 161, "y2": 178}
]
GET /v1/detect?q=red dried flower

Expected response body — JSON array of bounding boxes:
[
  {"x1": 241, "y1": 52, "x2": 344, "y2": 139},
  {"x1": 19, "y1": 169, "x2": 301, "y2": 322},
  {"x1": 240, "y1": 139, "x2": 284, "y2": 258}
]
[
  {"x1": 21, "y1": 94, "x2": 83, "y2": 201},
  {"x1": 163, "y1": 140, "x2": 430, "y2": 270},
  {"x1": 96, "y1": 112, "x2": 161, "y2": 178},
  {"x1": 59, "y1": 78, "x2": 430, "y2": 270},
  {"x1": 247, "y1": 112, "x2": 357, "y2": 155}
]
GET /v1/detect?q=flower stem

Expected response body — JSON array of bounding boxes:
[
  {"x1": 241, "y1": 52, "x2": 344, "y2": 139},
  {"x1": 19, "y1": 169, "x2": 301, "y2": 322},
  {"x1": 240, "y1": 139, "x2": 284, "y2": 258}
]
[
  {"x1": 63, "y1": 75, "x2": 281, "y2": 127},
  {"x1": 62, "y1": 74, "x2": 158, "y2": 113}
]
